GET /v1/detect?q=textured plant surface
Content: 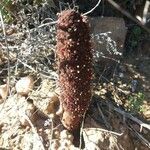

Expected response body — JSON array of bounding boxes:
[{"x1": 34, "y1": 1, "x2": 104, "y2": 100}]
[{"x1": 56, "y1": 9, "x2": 92, "y2": 130}]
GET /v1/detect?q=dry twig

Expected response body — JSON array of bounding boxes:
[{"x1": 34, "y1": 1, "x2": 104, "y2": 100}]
[
  {"x1": 129, "y1": 125, "x2": 150, "y2": 148},
  {"x1": 83, "y1": 0, "x2": 102, "y2": 16},
  {"x1": 112, "y1": 106, "x2": 150, "y2": 131},
  {"x1": 0, "y1": 11, "x2": 10, "y2": 112},
  {"x1": 79, "y1": 112, "x2": 86, "y2": 150},
  {"x1": 97, "y1": 103, "x2": 111, "y2": 129},
  {"x1": 106, "y1": 0, "x2": 150, "y2": 34},
  {"x1": 143, "y1": 0, "x2": 150, "y2": 24},
  {"x1": 23, "y1": 114, "x2": 45, "y2": 150},
  {"x1": 83, "y1": 127, "x2": 123, "y2": 136}
]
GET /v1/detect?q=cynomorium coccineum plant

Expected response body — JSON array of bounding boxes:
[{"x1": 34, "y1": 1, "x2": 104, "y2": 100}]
[{"x1": 56, "y1": 9, "x2": 92, "y2": 131}]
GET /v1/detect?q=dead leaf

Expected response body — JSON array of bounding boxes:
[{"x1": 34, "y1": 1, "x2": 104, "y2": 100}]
[{"x1": 0, "y1": 84, "x2": 8, "y2": 103}]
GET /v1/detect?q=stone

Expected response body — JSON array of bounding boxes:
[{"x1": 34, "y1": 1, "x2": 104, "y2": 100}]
[
  {"x1": 16, "y1": 76, "x2": 34, "y2": 96},
  {"x1": 89, "y1": 17, "x2": 127, "y2": 62}
]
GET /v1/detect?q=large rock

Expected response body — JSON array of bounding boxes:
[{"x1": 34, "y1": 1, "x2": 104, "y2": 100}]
[{"x1": 89, "y1": 17, "x2": 127, "y2": 63}]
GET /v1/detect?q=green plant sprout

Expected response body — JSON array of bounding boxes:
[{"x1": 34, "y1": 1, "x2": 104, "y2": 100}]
[
  {"x1": 128, "y1": 92, "x2": 145, "y2": 113},
  {"x1": 0, "y1": 0, "x2": 14, "y2": 23}
]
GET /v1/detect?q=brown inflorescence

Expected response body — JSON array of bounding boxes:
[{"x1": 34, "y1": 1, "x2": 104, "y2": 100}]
[{"x1": 56, "y1": 10, "x2": 92, "y2": 131}]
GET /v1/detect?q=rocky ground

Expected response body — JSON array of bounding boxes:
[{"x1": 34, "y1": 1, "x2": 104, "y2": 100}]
[{"x1": 0, "y1": 0, "x2": 150, "y2": 149}]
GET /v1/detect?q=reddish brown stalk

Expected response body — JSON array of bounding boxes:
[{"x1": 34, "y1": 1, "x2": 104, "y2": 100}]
[{"x1": 56, "y1": 10, "x2": 92, "y2": 131}]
